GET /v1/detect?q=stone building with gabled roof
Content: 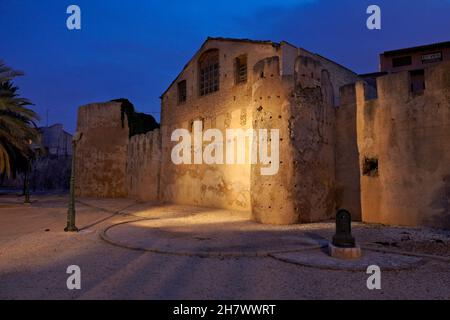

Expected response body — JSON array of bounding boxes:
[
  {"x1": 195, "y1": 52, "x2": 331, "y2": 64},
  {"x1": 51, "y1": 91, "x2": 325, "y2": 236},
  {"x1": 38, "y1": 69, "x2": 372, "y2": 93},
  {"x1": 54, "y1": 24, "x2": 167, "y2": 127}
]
[{"x1": 158, "y1": 37, "x2": 360, "y2": 224}]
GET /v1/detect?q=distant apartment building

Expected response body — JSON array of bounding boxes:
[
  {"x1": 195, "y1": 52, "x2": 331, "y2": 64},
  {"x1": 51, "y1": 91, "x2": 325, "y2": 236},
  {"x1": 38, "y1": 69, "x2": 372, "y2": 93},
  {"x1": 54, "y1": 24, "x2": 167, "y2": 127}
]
[
  {"x1": 1, "y1": 124, "x2": 73, "y2": 191},
  {"x1": 38, "y1": 124, "x2": 73, "y2": 157},
  {"x1": 379, "y1": 41, "x2": 450, "y2": 93}
]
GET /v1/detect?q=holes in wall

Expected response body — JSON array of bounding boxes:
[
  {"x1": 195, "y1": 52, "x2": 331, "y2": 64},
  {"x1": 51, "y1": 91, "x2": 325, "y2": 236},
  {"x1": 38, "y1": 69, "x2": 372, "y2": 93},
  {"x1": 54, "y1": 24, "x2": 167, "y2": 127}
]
[{"x1": 363, "y1": 157, "x2": 379, "y2": 177}]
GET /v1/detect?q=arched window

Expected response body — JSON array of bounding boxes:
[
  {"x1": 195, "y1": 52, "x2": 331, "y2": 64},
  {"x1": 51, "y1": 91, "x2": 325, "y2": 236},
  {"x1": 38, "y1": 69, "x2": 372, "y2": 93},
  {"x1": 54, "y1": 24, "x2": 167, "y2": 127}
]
[{"x1": 198, "y1": 49, "x2": 219, "y2": 96}]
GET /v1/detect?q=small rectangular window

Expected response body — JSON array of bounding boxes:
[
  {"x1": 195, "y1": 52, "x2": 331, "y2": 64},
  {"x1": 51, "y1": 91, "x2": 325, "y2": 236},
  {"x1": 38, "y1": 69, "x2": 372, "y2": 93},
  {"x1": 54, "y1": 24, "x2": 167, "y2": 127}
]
[
  {"x1": 235, "y1": 55, "x2": 247, "y2": 84},
  {"x1": 178, "y1": 80, "x2": 187, "y2": 104},
  {"x1": 392, "y1": 56, "x2": 412, "y2": 68}
]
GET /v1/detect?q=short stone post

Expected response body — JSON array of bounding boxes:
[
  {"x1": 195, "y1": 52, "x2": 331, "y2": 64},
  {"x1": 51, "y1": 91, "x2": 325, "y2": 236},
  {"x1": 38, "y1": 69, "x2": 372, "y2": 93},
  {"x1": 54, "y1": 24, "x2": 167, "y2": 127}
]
[{"x1": 329, "y1": 209, "x2": 362, "y2": 259}]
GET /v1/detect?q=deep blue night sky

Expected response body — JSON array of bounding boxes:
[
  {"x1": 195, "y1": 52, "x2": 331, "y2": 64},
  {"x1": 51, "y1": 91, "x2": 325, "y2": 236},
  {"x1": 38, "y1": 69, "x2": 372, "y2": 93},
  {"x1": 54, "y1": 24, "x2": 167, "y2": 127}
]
[{"x1": 1, "y1": 0, "x2": 449, "y2": 133}]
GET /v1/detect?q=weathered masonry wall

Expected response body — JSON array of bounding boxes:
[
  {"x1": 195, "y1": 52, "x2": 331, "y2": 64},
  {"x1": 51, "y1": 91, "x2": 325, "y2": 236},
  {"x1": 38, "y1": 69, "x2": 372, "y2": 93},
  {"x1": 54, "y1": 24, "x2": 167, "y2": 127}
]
[
  {"x1": 334, "y1": 85, "x2": 362, "y2": 221},
  {"x1": 159, "y1": 38, "x2": 359, "y2": 223},
  {"x1": 74, "y1": 40, "x2": 450, "y2": 229},
  {"x1": 75, "y1": 102, "x2": 129, "y2": 198},
  {"x1": 160, "y1": 40, "x2": 280, "y2": 212},
  {"x1": 357, "y1": 61, "x2": 450, "y2": 228},
  {"x1": 127, "y1": 130, "x2": 161, "y2": 201},
  {"x1": 280, "y1": 42, "x2": 359, "y2": 106},
  {"x1": 74, "y1": 38, "x2": 362, "y2": 226},
  {"x1": 251, "y1": 55, "x2": 339, "y2": 224}
]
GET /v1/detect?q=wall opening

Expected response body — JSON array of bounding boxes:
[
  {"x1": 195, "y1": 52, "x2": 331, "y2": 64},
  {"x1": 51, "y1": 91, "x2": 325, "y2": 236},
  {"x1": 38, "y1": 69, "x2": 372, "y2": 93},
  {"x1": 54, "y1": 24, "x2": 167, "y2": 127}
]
[
  {"x1": 235, "y1": 54, "x2": 248, "y2": 84},
  {"x1": 410, "y1": 69, "x2": 425, "y2": 94},
  {"x1": 177, "y1": 80, "x2": 187, "y2": 104},
  {"x1": 363, "y1": 157, "x2": 379, "y2": 177},
  {"x1": 392, "y1": 55, "x2": 412, "y2": 68}
]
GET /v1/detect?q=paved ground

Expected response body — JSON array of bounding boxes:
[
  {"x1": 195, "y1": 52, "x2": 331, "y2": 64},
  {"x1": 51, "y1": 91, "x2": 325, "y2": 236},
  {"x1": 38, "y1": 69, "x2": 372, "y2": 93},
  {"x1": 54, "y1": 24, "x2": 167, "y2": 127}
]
[{"x1": 0, "y1": 194, "x2": 449, "y2": 300}]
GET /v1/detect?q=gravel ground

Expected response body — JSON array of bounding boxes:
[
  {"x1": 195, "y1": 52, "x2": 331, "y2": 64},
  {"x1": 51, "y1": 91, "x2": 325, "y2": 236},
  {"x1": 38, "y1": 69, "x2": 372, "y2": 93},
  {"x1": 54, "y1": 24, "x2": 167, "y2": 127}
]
[{"x1": 0, "y1": 194, "x2": 449, "y2": 300}]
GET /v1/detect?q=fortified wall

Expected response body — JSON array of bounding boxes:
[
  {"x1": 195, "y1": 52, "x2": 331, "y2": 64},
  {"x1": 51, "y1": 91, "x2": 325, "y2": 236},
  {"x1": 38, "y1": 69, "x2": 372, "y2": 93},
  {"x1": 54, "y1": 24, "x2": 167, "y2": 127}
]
[
  {"x1": 75, "y1": 102, "x2": 129, "y2": 198},
  {"x1": 74, "y1": 39, "x2": 450, "y2": 229},
  {"x1": 75, "y1": 100, "x2": 160, "y2": 199},
  {"x1": 334, "y1": 84, "x2": 363, "y2": 221},
  {"x1": 159, "y1": 38, "x2": 359, "y2": 224},
  {"x1": 250, "y1": 56, "x2": 338, "y2": 224},
  {"x1": 127, "y1": 129, "x2": 161, "y2": 201},
  {"x1": 75, "y1": 38, "x2": 360, "y2": 225},
  {"x1": 355, "y1": 61, "x2": 450, "y2": 228}
]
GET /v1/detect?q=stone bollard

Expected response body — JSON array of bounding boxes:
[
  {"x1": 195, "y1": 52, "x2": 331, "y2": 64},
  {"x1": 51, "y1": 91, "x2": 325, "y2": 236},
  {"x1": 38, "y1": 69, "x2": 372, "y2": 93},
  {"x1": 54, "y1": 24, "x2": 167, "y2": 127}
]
[{"x1": 329, "y1": 209, "x2": 362, "y2": 259}]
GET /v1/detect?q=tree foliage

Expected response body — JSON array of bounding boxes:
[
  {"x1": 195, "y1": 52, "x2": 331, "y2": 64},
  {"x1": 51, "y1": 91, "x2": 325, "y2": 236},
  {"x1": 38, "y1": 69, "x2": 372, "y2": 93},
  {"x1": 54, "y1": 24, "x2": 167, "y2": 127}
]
[{"x1": 0, "y1": 61, "x2": 40, "y2": 177}]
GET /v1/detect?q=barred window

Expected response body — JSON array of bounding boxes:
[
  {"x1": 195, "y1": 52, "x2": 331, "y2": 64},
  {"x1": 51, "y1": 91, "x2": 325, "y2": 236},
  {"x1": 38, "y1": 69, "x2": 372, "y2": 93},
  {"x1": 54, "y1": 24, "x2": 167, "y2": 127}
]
[
  {"x1": 235, "y1": 55, "x2": 247, "y2": 84},
  {"x1": 177, "y1": 80, "x2": 187, "y2": 104},
  {"x1": 199, "y1": 49, "x2": 219, "y2": 96}
]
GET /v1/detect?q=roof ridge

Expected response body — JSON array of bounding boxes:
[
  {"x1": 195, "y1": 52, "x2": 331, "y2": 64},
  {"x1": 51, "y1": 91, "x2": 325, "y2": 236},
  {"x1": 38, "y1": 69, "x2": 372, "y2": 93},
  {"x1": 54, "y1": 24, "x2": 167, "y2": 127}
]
[{"x1": 207, "y1": 36, "x2": 280, "y2": 46}]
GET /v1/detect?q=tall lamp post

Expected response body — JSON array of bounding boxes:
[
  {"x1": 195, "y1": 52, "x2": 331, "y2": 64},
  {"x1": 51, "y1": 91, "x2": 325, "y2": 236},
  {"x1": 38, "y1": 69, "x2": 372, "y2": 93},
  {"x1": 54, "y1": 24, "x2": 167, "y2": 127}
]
[
  {"x1": 24, "y1": 139, "x2": 33, "y2": 205},
  {"x1": 23, "y1": 160, "x2": 31, "y2": 204},
  {"x1": 65, "y1": 132, "x2": 83, "y2": 232}
]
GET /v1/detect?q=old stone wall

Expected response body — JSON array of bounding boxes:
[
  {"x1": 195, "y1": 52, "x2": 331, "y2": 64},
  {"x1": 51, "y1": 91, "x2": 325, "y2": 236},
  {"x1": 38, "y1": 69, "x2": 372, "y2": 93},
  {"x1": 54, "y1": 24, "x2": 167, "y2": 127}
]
[
  {"x1": 251, "y1": 55, "x2": 338, "y2": 224},
  {"x1": 75, "y1": 102, "x2": 129, "y2": 198},
  {"x1": 356, "y1": 61, "x2": 450, "y2": 228},
  {"x1": 334, "y1": 84, "x2": 362, "y2": 220},
  {"x1": 74, "y1": 38, "x2": 363, "y2": 226},
  {"x1": 280, "y1": 42, "x2": 359, "y2": 106},
  {"x1": 159, "y1": 39, "x2": 358, "y2": 222},
  {"x1": 159, "y1": 40, "x2": 281, "y2": 212},
  {"x1": 126, "y1": 129, "x2": 161, "y2": 201}
]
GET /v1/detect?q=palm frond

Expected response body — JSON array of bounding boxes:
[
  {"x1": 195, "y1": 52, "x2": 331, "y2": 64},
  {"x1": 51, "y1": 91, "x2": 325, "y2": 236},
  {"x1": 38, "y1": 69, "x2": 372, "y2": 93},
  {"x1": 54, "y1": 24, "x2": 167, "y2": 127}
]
[{"x1": 0, "y1": 61, "x2": 39, "y2": 176}]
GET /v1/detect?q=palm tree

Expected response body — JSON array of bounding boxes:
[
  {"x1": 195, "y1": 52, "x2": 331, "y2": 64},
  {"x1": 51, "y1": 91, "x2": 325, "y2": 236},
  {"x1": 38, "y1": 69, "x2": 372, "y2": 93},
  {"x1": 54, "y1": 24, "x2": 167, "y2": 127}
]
[{"x1": 0, "y1": 61, "x2": 39, "y2": 178}]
